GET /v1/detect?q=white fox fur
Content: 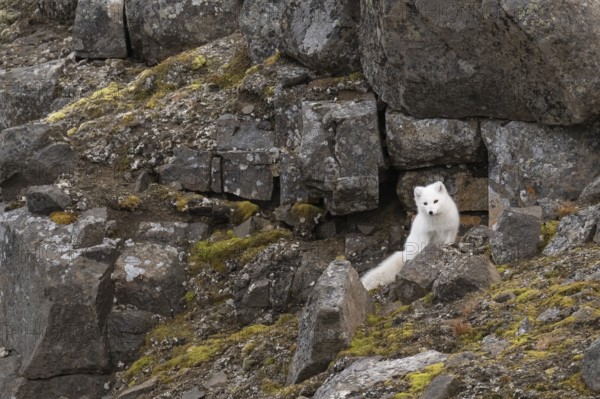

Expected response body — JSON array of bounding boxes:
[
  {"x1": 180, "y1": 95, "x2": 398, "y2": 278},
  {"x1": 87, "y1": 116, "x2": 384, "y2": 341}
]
[{"x1": 361, "y1": 181, "x2": 460, "y2": 290}]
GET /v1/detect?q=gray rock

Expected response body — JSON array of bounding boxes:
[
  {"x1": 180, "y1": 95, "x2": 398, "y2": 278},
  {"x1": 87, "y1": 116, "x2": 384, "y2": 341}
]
[
  {"x1": 386, "y1": 112, "x2": 483, "y2": 169},
  {"x1": 312, "y1": 350, "x2": 447, "y2": 399},
  {"x1": 482, "y1": 120, "x2": 600, "y2": 226},
  {"x1": 71, "y1": 207, "x2": 107, "y2": 249},
  {"x1": 397, "y1": 167, "x2": 488, "y2": 213},
  {"x1": 517, "y1": 317, "x2": 532, "y2": 336},
  {"x1": 299, "y1": 95, "x2": 384, "y2": 215},
  {"x1": 15, "y1": 374, "x2": 108, "y2": 399},
  {"x1": 315, "y1": 220, "x2": 337, "y2": 239},
  {"x1": 490, "y1": 207, "x2": 542, "y2": 264},
  {"x1": 432, "y1": 250, "x2": 501, "y2": 302},
  {"x1": 0, "y1": 61, "x2": 65, "y2": 130},
  {"x1": 73, "y1": 0, "x2": 128, "y2": 59},
  {"x1": 361, "y1": 0, "x2": 600, "y2": 125},
  {"x1": 136, "y1": 221, "x2": 192, "y2": 245},
  {"x1": 157, "y1": 147, "x2": 213, "y2": 192},
  {"x1": 279, "y1": 153, "x2": 311, "y2": 205},
  {"x1": 107, "y1": 309, "x2": 157, "y2": 367},
  {"x1": 481, "y1": 335, "x2": 509, "y2": 357},
  {"x1": 286, "y1": 260, "x2": 371, "y2": 384},
  {"x1": 203, "y1": 370, "x2": 227, "y2": 389},
  {"x1": 28, "y1": 142, "x2": 77, "y2": 184},
  {"x1": 459, "y1": 225, "x2": 491, "y2": 255},
  {"x1": 210, "y1": 157, "x2": 222, "y2": 193},
  {"x1": 117, "y1": 377, "x2": 158, "y2": 399},
  {"x1": 26, "y1": 185, "x2": 71, "y2": 215},
  {"x1": 583, "y1": 338, "x2": 600, "y2": 392},
  {"x1": 392, "y1": 245, "x2": 446, "y2": 304},
  {"x1": 215, "y1": 114, "x2": 275, "y2": 151},
  {"x1": 543, "y1": 204, "x2": 600, "y2": 256},
  {"x1": 133, "y1": 170, "x2": 154, "y2": 193},
  {"x1": 0, "y1": 208, "x2": 114, "y2": 380},
  {"x1": 580, "y1": 175, "x2": 600, "y2": 205},
  {"x1": 536, "y1": 308, "x2": 564, "y2": 323},
  {"x1": 240, "y1": 0, "x2": 360, "y2": 73},
  {"x1": 344, "y1": 232, "x2": 388, "y2": 274},
  {"x1": 181, "y1": 387, "x2": 204, "y2": 399},
  {"x1": 221, "y1": 151, "x2": 274, "y2": 201},
  {"x1": 113, "y1": 242, "x2": 186, "y2": 316},
  {"x1": 233, "y1": 217, "x2": 259, "y2": 238},
  {"x1": 421, "y1": 374, "x2": 461, "y2": 399},
  {"x1": 125, "y1": 0, "x2": 241, "y2": 64},
  {"x1": 0, "y1": 124, "x2": 51, "y2": 184},
  {"x1": 274, "y1": 82, "x2": 307, "y2": 150},
  {"x1": 37, "y1": 0, "x2": 78, "y2": 22}
]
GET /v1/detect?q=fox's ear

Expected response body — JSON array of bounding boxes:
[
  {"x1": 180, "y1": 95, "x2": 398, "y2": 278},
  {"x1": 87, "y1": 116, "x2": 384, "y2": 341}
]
[
  {"x1": 414, "y1": 186, "x2": 424, "y2": 198},
  {"x1": 434, "y1": 181, "x2": 445, "y2": 192}
]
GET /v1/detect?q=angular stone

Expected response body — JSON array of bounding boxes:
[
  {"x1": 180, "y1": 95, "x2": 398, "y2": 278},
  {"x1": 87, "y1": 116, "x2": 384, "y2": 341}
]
[
  {"x1": 543, "y1": 204, "x2": 600, "y2": 256},
  {"x1": 15, "y1": 374, "x2": 108, "y2": 399},
  {"x1": 274, "y1": 82, "x2": 307, "y2": 149},
  {"x1": 286, "y1": 260, "x2": 371, "y2": 384},
  {"x1": 482, "y1": 120, "x2": 600, "y2": 226},
  {"x1": 125, "y1": 0, "x2": 241, "y2": 64},
  {"x1": 136, "y1": 221, "x2": 191, "y2": 246},
  {"x1": 117, "y1": 377, "x2": 158, "y2": 399},
  {"x1": 26, "y1": 185, "x2": 71, "y2": 215},
  {"x1": 361, "y1": 0, "x2": 600, "y2": 125},
  {"x1": 421, "y1": 374, "x2": 461, "y2": 399},
  {"x1": 490, "y1": 207, "x2": 542, "y2": 264},
  {"x1": 312, "y1": 351, "x2": 448, "y2": 399},
  {"x1": 71, "y1": 207, "x2": 108, "y2": 249},
  {"x1": 133, "y1": 170, "x2": 154, "y2": 193},
  {"x1": 113, "y1": 242, "x2": 186, "y2": 316},
  {"x1": 157, "y1": 147, "x2": 213, "y2": 192},
  {"x1": 240, "y1": 0, "x2": 360, "y2": 73},
  {"x1": 279, "y1": 152, "x2": 311, "y2": 205},
  {"x1": 107, "y1": 309, "x2": 157, "y2": 367},
  {"x1": 299, "y1": 95, "x2": 384, "y2": 215},
  {"x1": 459, "y1": 225, "x2": 491, "y2": 255},
  {"x1": 215, "y1": 114, "x2": 275, "y2": 151},
  {"x1": 397, "y1": 167, "x2": 488, "y2": 213},
  {"x1": 583, "y1": 338, "x2": 600, "y2": 392},
  {"x1": 344, "y1": 232, "x2": 388, "y2": 274},
  {"x1": 221, "y1": 151, "x2": 274, "y2": 201},
  {"x1": 0, "y1": 208, "x2": 114, "y2": 380},
  {"x1": 386, "y1": 112, "x2": 483, "y2": 169},
  {"x1": 579, "y1": 175, "x2": 600, "y2": 205},
  {"x1": 432, "y1": 251, "x2": 501, "y2": 302},
  {"x1": 0, "y1": 60, "x2": 65, "y2": 130},
  {"x1": 0, "y1": 124, "x2": 50, "y2": 183},
  {"x1": 37, "y1": 0, "x2": 78, "y2": 22},
  {"x1": 73, "y1": 0, "x2": 128, "y2": 59},
  {"x1": 392, "y1": 245, "x2": 446, "y2": 304}
]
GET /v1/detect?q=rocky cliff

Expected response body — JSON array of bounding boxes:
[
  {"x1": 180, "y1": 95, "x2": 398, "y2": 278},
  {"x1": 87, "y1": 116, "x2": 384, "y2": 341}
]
[{"x1": 1, "y1": 0, "x2": 600, "y2": 398}]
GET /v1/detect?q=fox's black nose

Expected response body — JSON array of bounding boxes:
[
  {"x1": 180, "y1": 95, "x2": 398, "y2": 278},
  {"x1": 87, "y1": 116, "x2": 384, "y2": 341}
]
[{"x1": 429, "y1": 211, "x2": 433, "y2": 215}]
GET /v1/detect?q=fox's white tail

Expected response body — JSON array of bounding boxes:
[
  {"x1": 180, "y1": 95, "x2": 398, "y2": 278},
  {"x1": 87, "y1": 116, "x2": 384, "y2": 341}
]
[{"x1": 360, "y1": 251, "x2": 406, "y2": 290}]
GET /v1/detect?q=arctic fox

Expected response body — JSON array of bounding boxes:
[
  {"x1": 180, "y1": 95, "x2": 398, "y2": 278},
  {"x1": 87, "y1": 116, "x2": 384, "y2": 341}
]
[{"x1": 361, "y1": 181, "x2": 460, "y2": 290}]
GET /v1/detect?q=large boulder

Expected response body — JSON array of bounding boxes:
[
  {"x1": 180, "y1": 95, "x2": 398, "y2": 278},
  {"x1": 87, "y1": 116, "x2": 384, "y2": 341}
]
[
  {"x1": 125, "y1": 0, "x2": 241, "y2": 64},
  {"x1": 490, "y1": 207, "x2": 542, "y2": 264},
  {"x1": 73, "y1": 0, "x2": 128, "y2": 59},
  {"x1": 25, "y1": 185, "x2": 72, "y2": 215},
  {"x1": 299, "y1": 95, "x2": 384, "y2": 215},
  {"x1": 482, "y1": 120, "x2": 600, "y2": 225},
  {"x1": 312, "y1": 350, "x2": 448, "y2": 399},
  {"x1": 543, "y1": 204, "x2": 600, "y2": 256},
  {"x1": 240, "y1": 0, "x2": 360, "y2": 73},
  {"x1": 220, "y1": 151, "x2": 275, "y2": 201},
  {"x1": 583, "y1": 337, "x2": 600, "y2": 393},
  {"x1": 386, "y1": 112, "x2": 483, "y2": 169},
  {"x1": 113, "y1": 242, "x2": 186, "y2": 316},
  {"x1": 0, "y1": 208, "x2": 115, "y2": 381},
  {"x1": 393, "y1": 245, "x2": 446, "y2": 304},
  {"x1": 286, "y1": 260, "x2": 371, "y2": 384},
  {"x1": 0, "y1": 61, "x2": 65, "y2": 130},
  {"x1": 360, "y1": 0, "x2": 600, "y2": 125},
  {"x1": 37, "y1": 0, "x2": 78, "y2": 22},
  {"x1": 156, "y1": 147, "x2": 213, "y2": 192}
]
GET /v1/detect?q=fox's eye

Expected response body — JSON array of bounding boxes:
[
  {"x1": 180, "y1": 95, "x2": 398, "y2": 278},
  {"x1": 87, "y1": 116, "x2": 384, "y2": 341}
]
[
  {"x1": 434, "y1": 199, "x2": 438, "y2": 204},
  {"x1": 423, "y1": 202, "x2": 428, "y2": 206}
]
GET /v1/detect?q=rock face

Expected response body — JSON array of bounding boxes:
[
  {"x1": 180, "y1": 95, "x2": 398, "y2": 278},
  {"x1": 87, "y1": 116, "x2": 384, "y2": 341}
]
[
  {"x1": 125, "y1": 0, "x2": 241, "y2": 64},
  {"x1": 220, "y1": 151, "x2": 275, "y2": 201},
  {"x1": 71, "y1": 208, "x2": 108, "y2": 249},
  {"x1": 482, "y1": 120, "x2": 600, "y2": 225},
  {"x1": 490, "y1": 207, "x2": 542, "y2": 264},
  {"x1": 0, "y1": 60, "x2": 65, "y2": 130},
  {"x1": 107, "y1": 309, "x2": 157, "y2": 367},
  {"x1": 73, "y1": 0, "x2": 128, "y2": 59},
  {"x1": 0, "y1": 208, "x2": 114, "y2": 383},
  {"x1": 239, "y1": 0, "x2": 360, "y2": 73},
  {"x1": 157, "y1": 147, "x2": 213, "y2": 192},
  {"x1": 286, "y1": 260, "x2": 371, "y2": 384},
  {"x1": 583, "y1": 337, "x2": 600, "y2": 393},
  {"x1": 312, "y1": 350, "x2": 448, "y2": 399},
  {"x1": 360, "y1": 0, "x2": 600, "y2": 125},
  {"x1": 37, "y1": 0, "x2": 78, "y2": 22},
  {"x1": 299, "y1": 95, "x2": 384, "y2": 215},
  {"x1": 543, "y1": 204, "x2": 600, "y2": 256},
  {"x1": 113, "y1": 242, "x2": 186, "y2": 316},
  {"x1": 386, "y1": 112, "x2": 483, "y2": 169},
  {"x1": 26, "y1": 185, "x2": 71, "y2": 215},
  {"x1": 579, "y1": 175, "x2": 600, "y2": 204},
  {"x1": 397, "y1": 167, "x2": 488, "y2": 213}
]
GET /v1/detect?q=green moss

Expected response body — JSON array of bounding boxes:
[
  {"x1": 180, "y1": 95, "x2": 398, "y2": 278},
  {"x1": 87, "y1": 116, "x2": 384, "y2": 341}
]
[
  {"x1": 561, "y1": 372, "x2": 594, "y2": 394},
  {"x1": 49, "y1": 211, "x2": 78, "y2": 225},
  {"x1": 291, "y1": 203, "x2": 324, "y2": 223},
  {"x1": 184, "y1": 291, "x2": 196, "y2": 304},
  {"x1": 189, "y1": 229, "x2": 292, "y2": 273},
  {"x1": 348, "y1": 71, "x2": 365, "y2": 81},
  {"x1": 206, "y1": 48, "x2": 251, "y2": 89},
  {"x1": 191, "y1": 54, "x2": 207, "y2": 70},
  {"x1": 263, "y1": 51, "x2": 281, "y2": 67},
  {"x1": 540, "y1": 220, "x2": 559, "y2": 249},
  {"x1": 404, "y1": 362, "x2": 445, "y2": 394},
  {"x1": 146, "y1": 314, "x2": 195, "y2": 345},
  {"x1": 46, "y1": 110, "x2": 67, "y2": 123},
  {"x1": 124, "y1": 355, "x2": 155, "y2": 381},
  {"x1": 515, "y1": 289, "x2": 542, "y2": 303},
  {"x1": 118, "y1": 194, "x2": 142, "y2": 211},
  {"x1": 230, "y1": 200, "x2": 260, "y2": 224}
]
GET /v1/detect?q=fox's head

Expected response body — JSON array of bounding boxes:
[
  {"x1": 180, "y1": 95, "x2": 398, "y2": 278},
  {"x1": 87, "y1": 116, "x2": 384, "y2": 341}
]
[{"x1": 414, "y1": 181, "x2": 447, "y2": 216}]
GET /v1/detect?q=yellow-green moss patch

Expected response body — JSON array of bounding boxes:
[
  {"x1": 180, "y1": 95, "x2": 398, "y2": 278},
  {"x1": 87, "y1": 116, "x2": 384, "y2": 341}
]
[
  {"x1": 49, "y1": 211, "x2": 78, "y2": 225},
  {"x1": 230, "y1": 200, "x2": 260, "y2": 224},
  {"x1": 291, "y1": 203, "x2": 324, "y2": 223},
  {"x1": 118, "y1": 194, "x2": 142, "y2": 211}
]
